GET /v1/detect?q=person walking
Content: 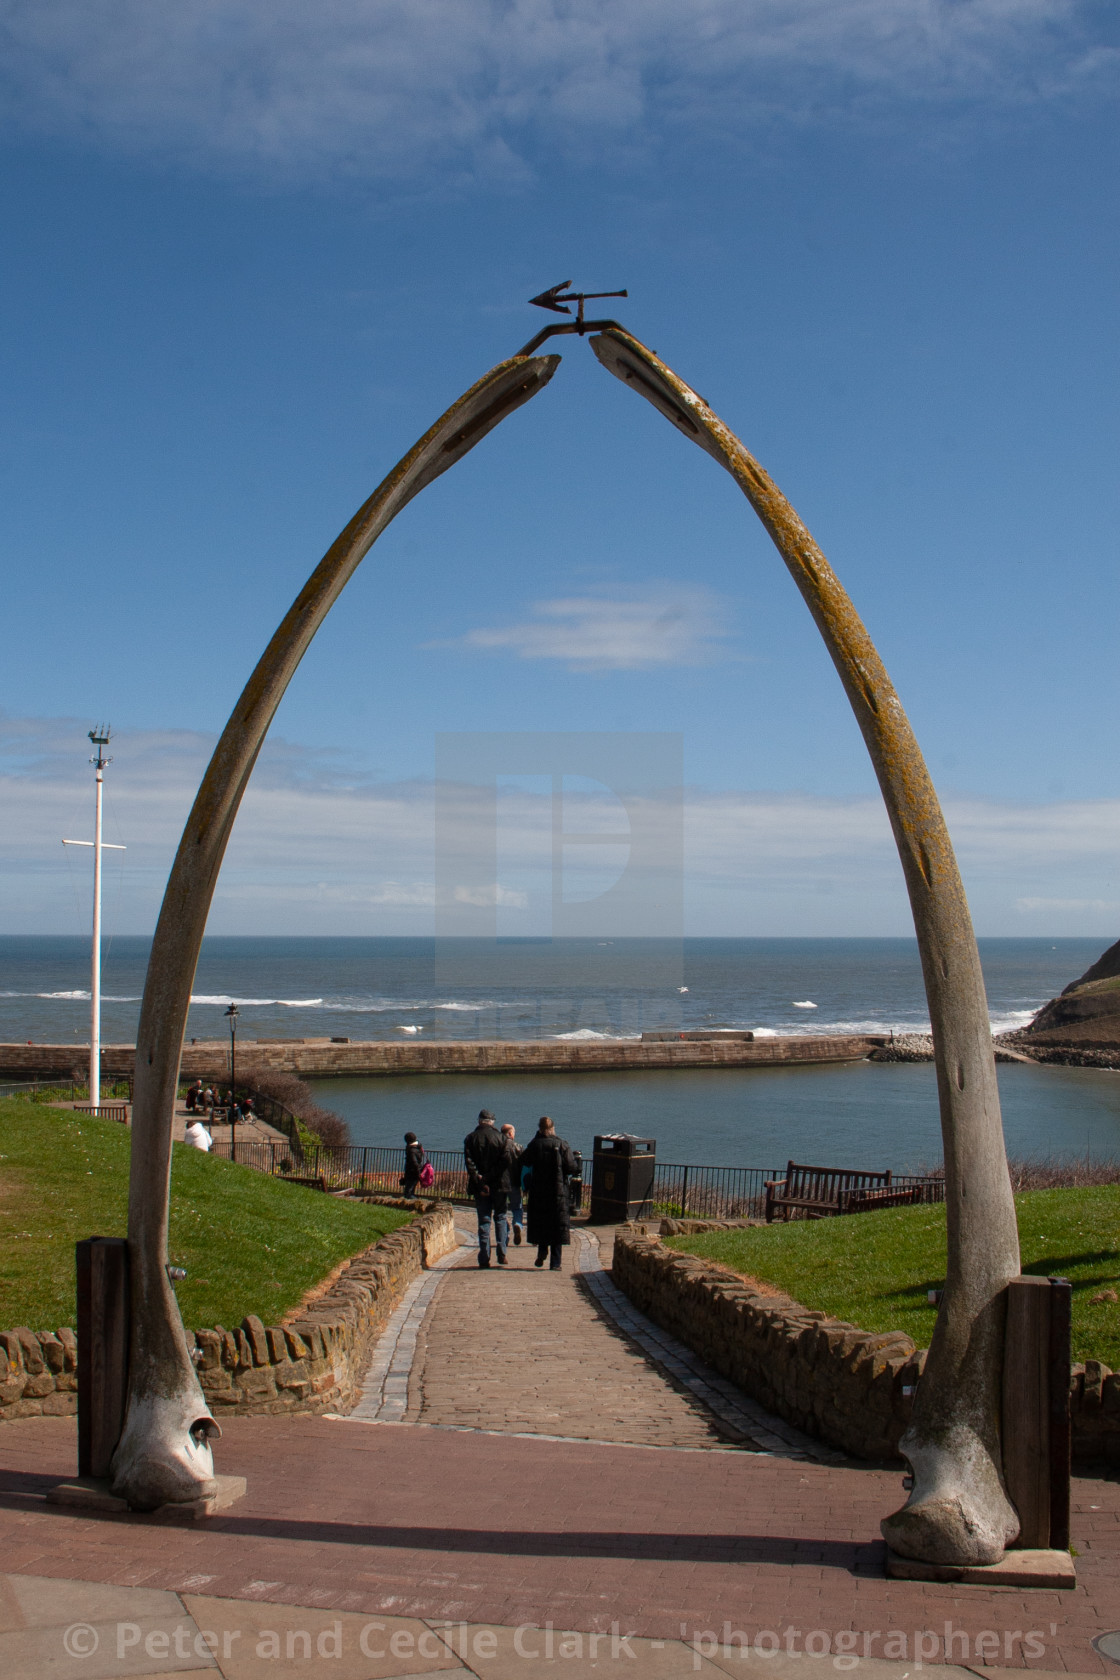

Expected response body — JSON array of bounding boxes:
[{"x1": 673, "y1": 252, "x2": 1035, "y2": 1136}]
[
  {"x1": 464, "y1": 1109, "x2": 517, "y2": 1268},
  {"x1": 522, "y1": 1116, "x2": 579, "y2": 1270},
  {"x1": 401, "y1": 1131, "x2": 426, "y2": 1197},
  {"x1": 501, "y1": 1123, "x2": 525, "y2": 1245}
]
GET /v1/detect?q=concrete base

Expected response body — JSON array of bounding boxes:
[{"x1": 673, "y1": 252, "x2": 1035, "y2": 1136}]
[
  {"x1": 886, "y1": 1547, "x2": 1075, "y2": 1588},
  {"x1": 47, "y1": 1474, "x2": 247, "y2": 1521}
]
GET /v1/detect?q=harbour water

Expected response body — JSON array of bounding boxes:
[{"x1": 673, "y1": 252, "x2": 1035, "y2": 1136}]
[
  {"x1": 310, "y1": 1060, "x2": 1120, "y2": 1174},
  {"x1": 3, "y1": 935, "x2": 1117, "y2": 1171}
]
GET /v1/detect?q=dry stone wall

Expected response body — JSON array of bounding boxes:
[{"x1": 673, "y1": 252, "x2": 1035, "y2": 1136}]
[
  {"x1": 612, "y1": 1223, "x2": 1120, "y2": 1466},
  {"x1": 0, "y1": 1327, "x2": 78, "y2": 1418},
  {"x1": 612, "y1": 1224, "x2": 922, "y2": 1461},
  {"x1": 1071, "y1": 1360, "x2": 1120, "y2": 1466},
  {"x1": 1, "y1": 1202, "x2": 456, "y2": 1425}
]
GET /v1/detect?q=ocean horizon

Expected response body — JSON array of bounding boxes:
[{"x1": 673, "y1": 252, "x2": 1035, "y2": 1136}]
[
  {"x1": 4, "y1": 935, "x2": 1119, "y2": 1170},
  {"x1": 0, "y1": 933, "x2": 1103, "y2": 1047}
]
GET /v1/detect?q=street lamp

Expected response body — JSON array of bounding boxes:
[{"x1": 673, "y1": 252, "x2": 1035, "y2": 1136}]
[{"x1": 224, "y1": 1003, "x2": 239, "y2": 1161}]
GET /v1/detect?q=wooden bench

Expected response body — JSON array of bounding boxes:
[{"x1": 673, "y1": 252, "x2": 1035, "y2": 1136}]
[
  {"x1": 73, "y1": 1102, "x2": 129, "y2": 1125},
  {"x1": 839, "y1": 1179, "x2": 946, "y2": 1214},
  {"x1": 764, "y1": 1160, "x2": 893, "y2": 1222}
]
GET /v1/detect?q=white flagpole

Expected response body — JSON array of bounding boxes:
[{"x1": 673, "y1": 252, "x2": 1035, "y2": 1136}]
[
  {"x1": 91, "y1": 741, "x2": 104, "y2": 1101},
  {"x1": 62, "y1": 728, "x2": 124, "y2": 1105}
]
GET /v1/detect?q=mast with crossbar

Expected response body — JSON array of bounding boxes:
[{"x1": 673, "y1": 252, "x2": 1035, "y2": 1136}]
[{"x1": 62, "y1": 728, "x2": 125, "y2": 1103}]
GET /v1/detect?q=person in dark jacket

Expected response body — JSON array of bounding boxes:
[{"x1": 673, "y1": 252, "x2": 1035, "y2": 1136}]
[
  {"x1": 522, "y1": 1116, "x2": 579, "y2": 1270},
  {"x1": 501, "y1": 1122, "x2": 525, "y2": 1245},
  {"x1": 401, "y1": 1131, "x2": 425, "y2": 1197},
  {"x1": 464, "y1": 1109, "x2": 517, "y2": 1268}
]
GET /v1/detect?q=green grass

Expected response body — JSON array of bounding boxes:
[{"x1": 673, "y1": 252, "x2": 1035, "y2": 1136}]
[
  {"x1": 0, "y1": 1097, "x2": 410, "y2": 1333},
  {"x1": 667, "y1": 1187, "x2": 1120, "y2": 1368}
]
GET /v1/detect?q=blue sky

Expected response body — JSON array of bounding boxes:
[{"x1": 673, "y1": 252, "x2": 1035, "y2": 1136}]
[{"x1": 1, "y1": 1, "x2": 1118, "y2": 938}]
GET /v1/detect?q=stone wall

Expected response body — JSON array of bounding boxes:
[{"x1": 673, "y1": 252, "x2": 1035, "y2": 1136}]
[
  {"x1": 1071, "y1": 1360, "x2": 1120, "y2": 1466},
  {"x1": 1, "y1": 1034, "x2": 885, "y2": 1082},
  {"x1": 612, "y1": 1223, "x2": 1120, "y2": 1465},
  {"x1": 1, "y1": 1202, "x2": 456, "y2": 1425},
  {"x1": 612, "y1": 1224, "x2": 922, "y2": 1461},
  {"x1": 0, "y1": 1328, "x2": 78, "y2": 1419}
]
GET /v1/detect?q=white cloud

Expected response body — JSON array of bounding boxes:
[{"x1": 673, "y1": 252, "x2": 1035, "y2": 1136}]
[
  {"x1": 3, "y1": 710, "x2": 1119, "y2": 935},
  {"x1": 1015, "y1": 896, "x2": 1120, "y2": 914},
  {"x1": 0, "y1": 1, "x2": 1112, "y2": 181},
  {"x1": 446, "y1": 587, "x2": 733, "y2": 671},
  {"x1": 367, "y1": 881, "x2": 436, "y2": 906},
  {"x1": 452, "y1": 883, "x2": 529, "y2": 908}
]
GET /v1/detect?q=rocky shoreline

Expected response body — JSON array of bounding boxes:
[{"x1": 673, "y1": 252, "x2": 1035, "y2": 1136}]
[
  {"x1": 869, "y1": 1032, "x2": 1066, "y2": 1065},
  {"x1": 869, "y1": 937, "x2": 1120, "y2": 1069}
]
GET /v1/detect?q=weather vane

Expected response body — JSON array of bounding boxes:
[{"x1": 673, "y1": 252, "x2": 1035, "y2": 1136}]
[
  {"x1": 529, "y1": 281, "x2": 628, "y2": 327},
  {"x1": 519, "y1": 281, "x2": 630, "y2": 356}
]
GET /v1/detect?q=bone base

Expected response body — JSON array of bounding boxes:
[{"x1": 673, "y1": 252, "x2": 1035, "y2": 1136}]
[
  {"x1": 886, "y1": 1547, "x2": 1075, "y2": 1588},
  {"x1": 47, "y1": 1474, "x2": 246, "y2": 1521}
]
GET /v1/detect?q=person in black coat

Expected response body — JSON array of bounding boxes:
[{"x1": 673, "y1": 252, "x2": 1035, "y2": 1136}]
[
  {"x1": 463, "y1": 1109, "x2": 518, "y2": 1268},
  {"x1": 522, "y1": 1116, "x2": 579, "y2": 1270},
  {"x1": 401, "y1": 1131, "x2": 425, "y2": 1198}
]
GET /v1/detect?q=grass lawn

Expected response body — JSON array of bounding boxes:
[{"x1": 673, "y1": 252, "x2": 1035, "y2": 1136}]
[
  {"x1": 0, "y1": 1098, "x2": 411, "y2": 1333},
  {"x1": 667, "y1": 1187, "x2": 1120, "y2": 1368}
]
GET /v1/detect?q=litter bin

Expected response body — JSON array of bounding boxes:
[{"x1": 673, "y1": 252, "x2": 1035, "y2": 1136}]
[{"x1": 590, "y1": 1134, "x2": 656, "y2": 1224}]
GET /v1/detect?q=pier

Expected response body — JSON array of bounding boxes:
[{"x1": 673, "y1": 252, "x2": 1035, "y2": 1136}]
[{"x1": 0, "y1": 1033, "x2": 887, "y2": 1083}]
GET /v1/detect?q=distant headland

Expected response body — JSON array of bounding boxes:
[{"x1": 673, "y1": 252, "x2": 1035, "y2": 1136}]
[{"x1": 1001, "y1": 936, "x2": 1120, "y2": 1067}]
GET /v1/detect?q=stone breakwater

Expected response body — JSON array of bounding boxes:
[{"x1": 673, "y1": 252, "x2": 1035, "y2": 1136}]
[
  {"x1": 0, "y1": 1201, "x2": 456, "y2": 1425},
  {"x1": 0, "y1": 1034, "x2": 886, "y2": 1083},
  {"x1": 611, "y1": 1220, "x2": 1119, "y2": 1465},
  {"x1": 870, "y1": 1034, "x2": 1041, "y2": 1066}
]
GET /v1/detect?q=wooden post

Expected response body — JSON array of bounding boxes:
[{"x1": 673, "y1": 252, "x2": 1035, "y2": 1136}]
[
  {"x1": 1048, "y1": 1277, "x2": 1072, "y2": 1550},
  {"x1": 1002, "y1": 1274, "x2": 1071, "y2": 1550},
  {"x1": 76, "y1": 1237, "x2": 130, "y2": 1480}
]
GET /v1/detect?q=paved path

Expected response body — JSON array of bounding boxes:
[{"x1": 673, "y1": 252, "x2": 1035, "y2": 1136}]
[
  {"x1": 0, "y1": 1217, "x2": 1117, "y2": 1673},
  {"x1": 4, "y1": 1564, "x2": 1105, "y2": 1680},
  {"x1": 403, "y1": 1226, "x2": 750, "y2": 1450},
  {"x1": 350, "y1": 1220, "x2": 831, "y2": 1461}
]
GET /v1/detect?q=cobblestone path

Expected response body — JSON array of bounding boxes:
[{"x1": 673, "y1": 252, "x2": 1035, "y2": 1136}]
[
  {"x1": 406, "y1": 1228, "x2": 750, "y2": 1449},
  {"x1": 348, "y1": 1215, "x2": 832, "y2": 1457}
]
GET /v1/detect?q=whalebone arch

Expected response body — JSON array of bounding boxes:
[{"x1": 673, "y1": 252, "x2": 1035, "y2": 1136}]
[{"x1": 114, "y1": 325, "x2": 1019, "y2": 1572}]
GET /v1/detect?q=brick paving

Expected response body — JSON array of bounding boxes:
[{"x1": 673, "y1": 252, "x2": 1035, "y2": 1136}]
[
  {"x1": 0, "y1": 1212, "x2": 1117, "y2": 1674},
  {"x1": 0, "y1": 1418, "x2": 1117, "y2": 1671},
  {"x1": 403, "y1": 1228, "x2": 754, "y2": 1450}
]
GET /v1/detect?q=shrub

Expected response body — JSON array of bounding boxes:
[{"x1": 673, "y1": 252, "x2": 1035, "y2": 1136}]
[{"x1": 244, "y1": 1071, "x2": 351, "y2": 1148}]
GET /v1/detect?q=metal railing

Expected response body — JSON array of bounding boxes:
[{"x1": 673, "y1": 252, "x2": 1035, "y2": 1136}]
[
  {"x1": 235, "y1": 1086, "x2": 306, "y2": 1164},
  {"x1": 203, "y1": 1138, "x2": 945, "y2": 1221},
  {"x1": 0, "y1": 1077, "x2": 133, "y2": 1104},
  {"x1": 207, "y1": 1140, "x2": 482, "y2": 1200},
  {"x1": 648, "y1": 1162, "x2": 781, "y2": 1221}
]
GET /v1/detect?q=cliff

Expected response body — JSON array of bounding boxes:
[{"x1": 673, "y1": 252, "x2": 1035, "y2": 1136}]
[{"x1": 1023, "y1": 938, "x2": 1120, "y2": 1048}]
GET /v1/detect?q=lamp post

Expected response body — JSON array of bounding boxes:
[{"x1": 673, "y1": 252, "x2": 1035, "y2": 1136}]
[{"x1": 224, "y1": 1003, "x2": 239, "y2": 1161}]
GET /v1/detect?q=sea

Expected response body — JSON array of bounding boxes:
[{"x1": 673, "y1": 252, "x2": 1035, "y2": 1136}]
[{"x1": 3, "y1": 935, "x2": 1119, "y2": 1172}]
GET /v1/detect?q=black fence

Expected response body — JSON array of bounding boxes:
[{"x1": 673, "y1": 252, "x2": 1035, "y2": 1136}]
[
  {"x1": 644, "y1": 1164, "x2": 944, "y2": 1221},
  {"x1": 649, "y1": 1162, "x2": 780, "y2": 1220},
  {"x1": 206, "y1": 1137, "x2": 945, "y2": 1222},
  {"x1": 0, "y1": 1077, "x2": 133, "y2": 1103},
  {"x1": 207, "y1": 1139, "x2": 559, "y2": 1203}
]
